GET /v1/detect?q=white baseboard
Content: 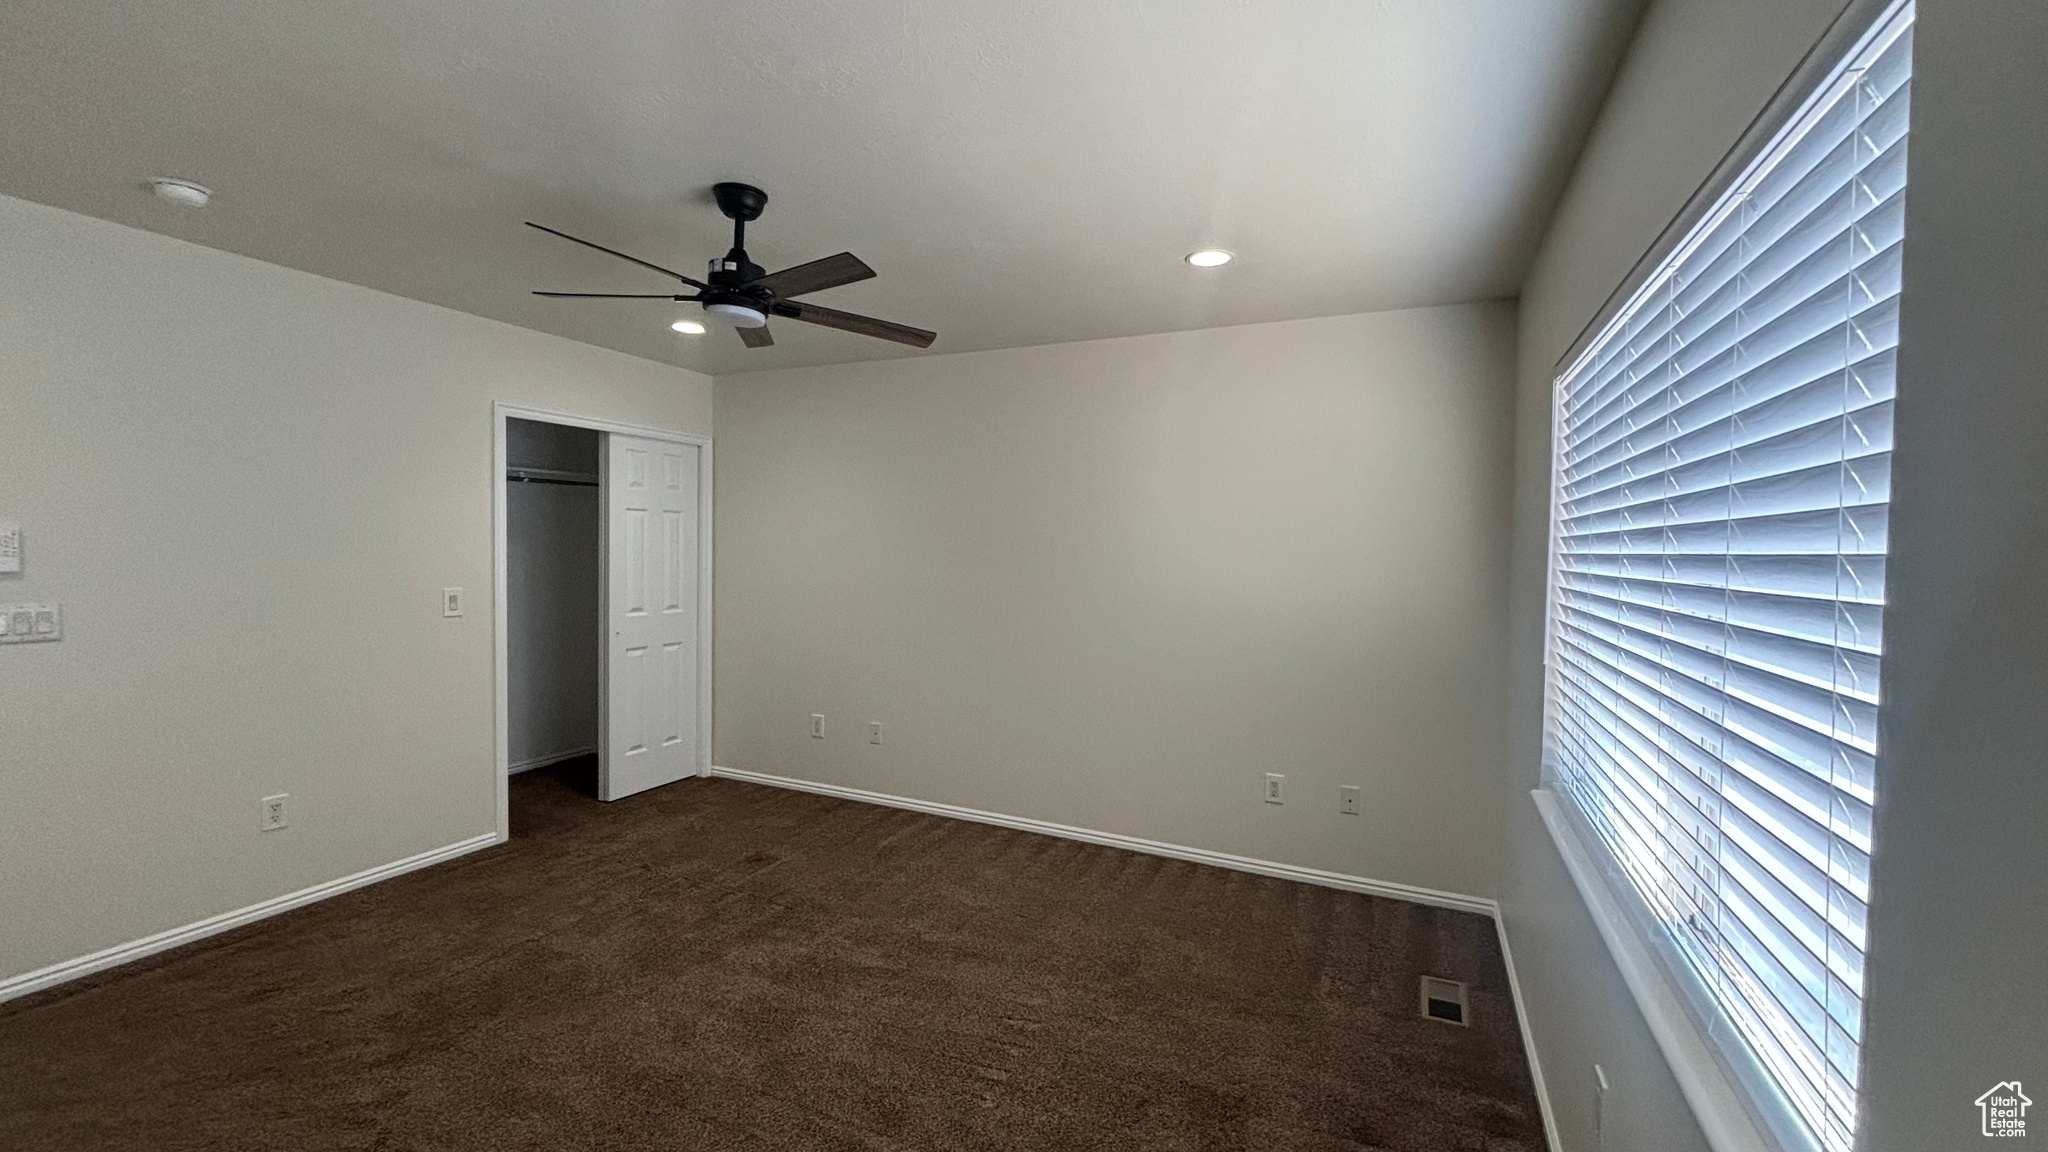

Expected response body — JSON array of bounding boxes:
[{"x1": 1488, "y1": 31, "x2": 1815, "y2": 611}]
[
  {"x1": 0, "y1": 831, "x2": 501, "y2": 1005},
  {"x1": 507, "y1": 745, "x2": 596, "y2": 775},
  {"x1": 1496, "y1": 912, "x2": 1565, "y2": 1152},
  {"x1": 708, "y1": 765, "x2": 1497, "y2": 915}
]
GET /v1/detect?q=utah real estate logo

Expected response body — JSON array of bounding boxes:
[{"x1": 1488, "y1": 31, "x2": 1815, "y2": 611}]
[{"x1": 1977, "y1": 1081, "x2": 2031, "y2": 1138}]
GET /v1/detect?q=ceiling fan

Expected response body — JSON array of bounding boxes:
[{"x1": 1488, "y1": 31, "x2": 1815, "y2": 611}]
[{"x1": 528, "y1": 182, "x2": 936, "y2": 350}]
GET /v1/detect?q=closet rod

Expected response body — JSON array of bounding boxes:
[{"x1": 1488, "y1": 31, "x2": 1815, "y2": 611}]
[{"x1": 507, "y1": 468, "x2": 600, "y2": 488}]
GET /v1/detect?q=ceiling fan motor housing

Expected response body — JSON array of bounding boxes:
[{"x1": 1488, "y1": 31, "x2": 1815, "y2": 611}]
[
  {"x1": 701, "y1": 247, "x2": 773, "y2": 326},
  {"x1": 707, "y1": 255, "x2": 766, "y2": 282}
]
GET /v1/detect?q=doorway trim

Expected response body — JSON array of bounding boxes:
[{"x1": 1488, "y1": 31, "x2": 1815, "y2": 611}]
[{"x1": 492, "y1": 402, "x2": 712, "y2": 842}]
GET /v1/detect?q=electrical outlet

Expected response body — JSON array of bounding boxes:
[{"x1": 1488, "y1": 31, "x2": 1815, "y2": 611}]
[
  {"x1": 260, "y1": 793, "x2": 289, "y2": 831},
  {"x1": 810, "y1": 713, "x2": 825, "y2": 739},
  {"x1": 868, "y1": 721, "x2": 882, "y2": 745},
  {"x1": 1263, "y1": 773, "x2": 1285, "y2": 804},
  {"x1": 442, "y1": 587, "x2": 464, "y2": 617},
  {"x1": 1339, "y1": 785, "x2": 1361, "y2": 815}
]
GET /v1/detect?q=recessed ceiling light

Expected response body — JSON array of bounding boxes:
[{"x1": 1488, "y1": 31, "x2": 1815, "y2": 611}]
[
  {"x1": 1185, "y1": 248, "x2": 1233, "y2": 268},
  {"x1": 150, "y1": 178, "x2": 213, "y2": 208},
  {"x1": 671, "y1": 319, "x2": 707, "y2": 335}
]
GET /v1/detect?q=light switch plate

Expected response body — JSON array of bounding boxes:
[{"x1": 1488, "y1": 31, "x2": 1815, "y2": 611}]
[
  {"x1": 442, "y1": 587, "x2": 463, "y2": 617},
  {"x1": 0, "y1": 603, "x2": 58, "y2": 644}
]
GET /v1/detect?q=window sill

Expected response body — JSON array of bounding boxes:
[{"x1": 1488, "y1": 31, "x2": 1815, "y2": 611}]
[{"x1": 1530, "y1": 788, "x2": 1811, "y2": 1152}]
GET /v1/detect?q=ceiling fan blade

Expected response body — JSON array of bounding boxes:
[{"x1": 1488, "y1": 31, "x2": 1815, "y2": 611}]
[
  {"x1": 737, "y1": 325, "x2": 774, "y2": 349},
  {"x1": 533, "y1": 291, "x2": 698, "y2": 299},
  {"x1": 526, "y1": 222, "x2": 708, "y2": 289},
  {"x1": 780, "y1": 301, "x2": 936, "y2": 348},
  {"x1": 747, "y1": 252, "x2": 875, "y2": 299}
]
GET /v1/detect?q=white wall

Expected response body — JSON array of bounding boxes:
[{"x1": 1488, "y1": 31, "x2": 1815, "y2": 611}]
[
  {"x1": 506, "y1": 419, "x2": 601, "y2": 769},
  {"x1": 0, "y1": 193, "x2": 711, "y2": 984},
  {"x1": 714, "y1": 303, "x2": 1516, "y2": 899},
  {"x1": 1498, "y1": 1, "x2": 1848, "y2": 1149},
  {"x1": 1856, "y1": 4, "x2": 2048, "y2": 1148}
]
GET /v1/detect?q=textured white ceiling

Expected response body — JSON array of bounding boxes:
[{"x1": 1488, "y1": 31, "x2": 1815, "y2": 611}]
[{"x1": 0, "y1": 0, "x2": 1642, "y2": 374}]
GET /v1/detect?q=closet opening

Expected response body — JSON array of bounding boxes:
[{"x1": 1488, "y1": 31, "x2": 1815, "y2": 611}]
[
  {"x1": 494, "y1": 404, "x2": 711, "y2": 837},
  {"x1": 505, "y1": 417, "x2": 602, "y2": 802}
]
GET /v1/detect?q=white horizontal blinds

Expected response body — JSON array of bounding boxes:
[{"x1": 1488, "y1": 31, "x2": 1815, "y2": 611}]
[{"x1": 1545, "y1": 6, "x2": 1913, "y2": 1152}]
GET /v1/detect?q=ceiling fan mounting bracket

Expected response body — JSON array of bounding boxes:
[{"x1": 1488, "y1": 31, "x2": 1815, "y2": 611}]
[{"x1": 712, "y1": 182, "x2": 768, "y2": 223}]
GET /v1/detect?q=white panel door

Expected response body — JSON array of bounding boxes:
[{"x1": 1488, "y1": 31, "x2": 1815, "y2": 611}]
[{"x1": 602, "y1": 434, "x2": 701, "y2": 801}]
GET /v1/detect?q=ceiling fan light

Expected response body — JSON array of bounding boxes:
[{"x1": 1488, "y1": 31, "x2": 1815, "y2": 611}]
[
  {"x1": 703, "y1": 302, "x2": 768, "y2": 329},
  {"x1": 1185, "y1": 248, "x2": 1233, "y2": 267},
  {"x1": 671, "y1": 319, "x2": 707, "y2": 335}
]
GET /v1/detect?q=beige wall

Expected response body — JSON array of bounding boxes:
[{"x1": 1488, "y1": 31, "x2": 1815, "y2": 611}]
[
  {"x1": 1857, "y1": 4, "x2": 2048, "y2": 1147},
  {"x1": 0, "y1": 193, "x2": 711, "y2": 984},
  {"x1": 1498, "y1": 1, "x2": 1848, "y2": 1149},
  {"x1": 714, "y1": 302, "x2": 1516, "y2": 899}
]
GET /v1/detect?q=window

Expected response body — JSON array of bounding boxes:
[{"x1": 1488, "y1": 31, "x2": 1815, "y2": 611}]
[{"x1": 1542, "y1": 4, "x2": 1913, "y2": 1150}]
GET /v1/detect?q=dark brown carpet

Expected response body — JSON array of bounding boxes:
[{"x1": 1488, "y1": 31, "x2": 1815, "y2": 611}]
[{"x1": 1, "y1": 760, "x2": 1544, "y2": 1151}]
